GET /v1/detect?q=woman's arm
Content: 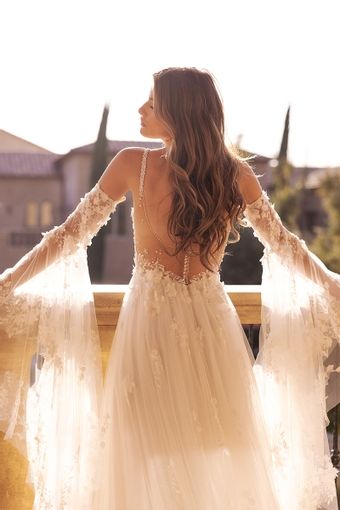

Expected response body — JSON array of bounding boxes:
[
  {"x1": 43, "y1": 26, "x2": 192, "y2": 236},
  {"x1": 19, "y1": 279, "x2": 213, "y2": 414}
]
[
  {"x1": 0, "y1": 148, "x2": 138, "y2": 290},
  {"x1": 238, "y1": 162, "x2": 340, "y2": 298}
]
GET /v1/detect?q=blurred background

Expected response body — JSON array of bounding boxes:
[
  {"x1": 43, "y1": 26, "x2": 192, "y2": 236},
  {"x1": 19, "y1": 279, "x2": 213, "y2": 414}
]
[{"x1": 0, "y1": 0, "x2": 339, "y2": 504}]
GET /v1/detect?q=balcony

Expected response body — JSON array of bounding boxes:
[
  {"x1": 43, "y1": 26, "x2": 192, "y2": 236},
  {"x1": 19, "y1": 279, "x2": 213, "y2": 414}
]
[{"x1": 0, "y1": 285, "x2": 338, "y2": 509}]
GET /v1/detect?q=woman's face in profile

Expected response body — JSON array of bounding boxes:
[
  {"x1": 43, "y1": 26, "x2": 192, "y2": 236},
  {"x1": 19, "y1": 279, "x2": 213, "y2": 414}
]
[{"x1": 138, "y1": 89, "x2": 171, "y2": 142}]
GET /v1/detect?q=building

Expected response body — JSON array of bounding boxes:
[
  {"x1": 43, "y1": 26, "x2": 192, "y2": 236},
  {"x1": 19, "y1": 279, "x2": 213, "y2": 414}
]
[{"x1": 0, "y1": 130, "x2": 62, "y2": 271}]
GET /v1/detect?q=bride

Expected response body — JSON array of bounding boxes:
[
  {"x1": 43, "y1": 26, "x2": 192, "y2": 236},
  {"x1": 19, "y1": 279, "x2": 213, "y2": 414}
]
[{"x1": 0, "y1": 67, "x2": 339, "y2": 510}]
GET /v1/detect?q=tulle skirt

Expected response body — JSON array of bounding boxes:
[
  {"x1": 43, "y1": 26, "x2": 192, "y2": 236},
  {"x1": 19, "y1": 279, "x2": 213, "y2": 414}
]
[{"x1": 94, "y1": 263, "x2": 282, "y2": 509}]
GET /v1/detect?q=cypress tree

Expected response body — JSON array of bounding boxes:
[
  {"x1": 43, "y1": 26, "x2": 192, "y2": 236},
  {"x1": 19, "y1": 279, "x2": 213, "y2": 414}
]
[
  {"x1": 87, "y1": 104, "x2": 110, "y2": 282},
  {"x1": 271, "y1": 105, "x2": 299, "y2": 230},
  {"x1": 310, "y1": 172, "x2": 340, "y2": 273}
]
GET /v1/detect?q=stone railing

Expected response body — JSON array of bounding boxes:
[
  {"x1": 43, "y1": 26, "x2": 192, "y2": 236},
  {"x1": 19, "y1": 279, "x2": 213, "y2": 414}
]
[
  {"x1": 92, "y1": 284, "x2": 262, "y2": 374},
  {"x1": 0, "y1": 285, "x2": 338, "y2": 509}
]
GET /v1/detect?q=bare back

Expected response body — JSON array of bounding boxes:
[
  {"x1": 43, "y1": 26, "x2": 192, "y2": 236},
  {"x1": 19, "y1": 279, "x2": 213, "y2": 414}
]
[{"x1": 131, "y1": 148, "x2": 227, "y2": 284}]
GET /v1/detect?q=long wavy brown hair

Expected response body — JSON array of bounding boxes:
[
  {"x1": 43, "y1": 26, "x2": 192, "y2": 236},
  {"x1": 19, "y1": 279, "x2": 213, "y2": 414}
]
[{"x1": 153, "y1": 67, "x2": 253, "y2": 271}]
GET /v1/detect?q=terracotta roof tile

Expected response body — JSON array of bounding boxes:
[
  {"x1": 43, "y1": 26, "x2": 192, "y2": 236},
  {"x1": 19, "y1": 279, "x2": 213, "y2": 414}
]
[
  {"x1": 0, "y1": 153, "x2": 60, "y2": 177},
  {"x1": 56, "y1": 140, "x2": 162, "y2": 162}
]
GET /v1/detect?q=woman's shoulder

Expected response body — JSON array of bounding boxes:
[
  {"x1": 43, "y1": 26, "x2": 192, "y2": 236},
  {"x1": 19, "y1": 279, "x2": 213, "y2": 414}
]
[
  {"x1": 236, "y1": 158, "x2": 263, "y2": 205},
  {"x1": 114, "y1": 146, "x2": 163, "y2": 171},
  {"x1": 99, "y1": 146, "x2": 165, "y2": 199},
  {"x1": 115, "y1": 146, "x2": 145, "y2": 163},
  {"x1": 109, "y1": 146, "x2": 164, "y2": 190},
  {"x1": 116, "y1": 146, "x2": 163, "y2": 159}
]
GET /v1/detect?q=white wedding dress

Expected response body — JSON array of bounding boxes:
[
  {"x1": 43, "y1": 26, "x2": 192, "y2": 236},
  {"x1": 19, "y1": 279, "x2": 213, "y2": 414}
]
[{"x1": 0, "y1": 148, "x2": 339, "y2": 510}]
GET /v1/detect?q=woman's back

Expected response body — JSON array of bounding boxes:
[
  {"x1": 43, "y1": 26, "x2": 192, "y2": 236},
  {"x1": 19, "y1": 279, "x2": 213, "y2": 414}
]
[{"x1": 131, "y1": 147, "x2": 229, "y2": 284}]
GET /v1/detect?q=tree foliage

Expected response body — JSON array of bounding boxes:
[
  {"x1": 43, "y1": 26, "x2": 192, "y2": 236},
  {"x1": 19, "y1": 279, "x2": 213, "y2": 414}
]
[
  {"x1": 270, "y1": 106, "x2": 300, "y2": 231},
  {"x1": 310, "y1": 173, "x2": 340, "y2": 273},
  {"x1": 221, "y1": 227, "x2": 264, "y2": 285},
  {"x1": 271, "y1": 174, "x2": 300, "y2": 231}
]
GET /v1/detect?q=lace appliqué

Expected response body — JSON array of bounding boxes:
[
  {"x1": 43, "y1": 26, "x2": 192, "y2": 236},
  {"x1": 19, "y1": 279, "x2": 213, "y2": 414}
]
[
  {"x1": 135, "y1": 250, "x2": 216, "y2": 285},
  {"x1": 244, "y1": 191, "x2": 309, "y2": 264},
  {"x1": 247, "y1": 191, "x2": 340, "y2": 508},
  {"x1": 171, "y1": 320, "x2": 191, "y2": 354},
  {"x1": 42, "y1": 183, "x2": 126, "y2": 256},
  {"x1": 167, "y1": 458, "x2": 183, "y2": 499},
  {"x1": 245, "y1": 190, "x2": 340, "y2": 359},
  {"x1": 0, "y1": 182, "x2": 123, "y2": 507},
  {"x1": 131, "y1": 250, "x2": 221, "y2": 317},
  {"x1": 150, "y1": 348, "x2": 165, "y2": 391}
]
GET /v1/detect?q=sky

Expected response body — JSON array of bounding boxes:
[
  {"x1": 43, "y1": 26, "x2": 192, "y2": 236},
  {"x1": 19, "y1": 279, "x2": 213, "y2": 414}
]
[{"x1": 1, "y1": 0, "x2": 339, "y2": 167}]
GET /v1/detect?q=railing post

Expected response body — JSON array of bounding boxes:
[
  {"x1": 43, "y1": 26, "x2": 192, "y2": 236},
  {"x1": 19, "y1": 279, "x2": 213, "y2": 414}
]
[
  {"x1": 331, "y1": 404, "x2": 340, "y2": 469},
  {"x1": 330, "y1": 403, "x2": 340, "y2": 506},
  {"x1": 331, "y1": 405, "x2": 340, "y2": 469}
]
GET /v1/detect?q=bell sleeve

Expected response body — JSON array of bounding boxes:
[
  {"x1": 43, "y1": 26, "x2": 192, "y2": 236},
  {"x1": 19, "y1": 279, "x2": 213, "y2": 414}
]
[
  {"x1": 0, "y1": 183, "x2": 126, "y2": 509},
  {"x1": 244, "y1": 190, "x2": 339, "y2": 509}
]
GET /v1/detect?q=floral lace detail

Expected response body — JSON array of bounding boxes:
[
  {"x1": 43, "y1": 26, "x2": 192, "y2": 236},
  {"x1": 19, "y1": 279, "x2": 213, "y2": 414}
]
[
  {"x1": 172, "y1": 320, "x2": 191, "y2": 354},
  {"x1": 209, "y1": 395, "x2": 226, "y2": 448},
  {"x1": 298, "y1": 457, "x2": 339, "y2": 509},
  {"x1": 0, "y1": 270, "x2": 12, "y2": 301},
  {"x1": 150, "y1": 348, "x2": 165, "y2": 391},
  {"x1": 194, "y1": 324, "x2": 205, "y2": 352},
  {"x1": 311, "y1": 291, "x2": 340, "y2": 361},
  {"x1": 0, "y1": 183, "x2": 125, "y2": 508},
  {"x1": 167, "y1": 458, "x2": 183, "y2": 499},
  {"x1": 244, "y1": 191, "x2": 340, "y2": 300},
  {"x1": 123, "y1": 375, "x2": 136, "y2": 404},
  {"x1": 246, "y1": 189, "x2": 340, "y2": 413},
  {"x1": 134, "y1": 249, "x2": 220, "y2": 286},
  {"x1": 245, "y1": 191, "x2": 310, "y2": 262},
  {"x1": 129, "y1": 250, "x2": 223, "y2": 319},
  {"x1": 269, "y1": 423, "x2": 289, "y2": 468},
  {"x1": 192, "y1": 408, "x2": 203, "y2": 435},
  {"x1": 246, "y1": 190, "x2": 339, "y2": 508},
  {"x1": 245, "y1": 191, "x2": 340, "y2": 370},
  {"x1": 41, "y1": 183, "x2": 126, "y2": 256}
]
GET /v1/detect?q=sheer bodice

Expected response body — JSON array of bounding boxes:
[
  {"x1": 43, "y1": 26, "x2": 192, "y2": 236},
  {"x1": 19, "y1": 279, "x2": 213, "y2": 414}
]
[{"x1": 131, "y1": 148, "x2": 227, "y2": 284}]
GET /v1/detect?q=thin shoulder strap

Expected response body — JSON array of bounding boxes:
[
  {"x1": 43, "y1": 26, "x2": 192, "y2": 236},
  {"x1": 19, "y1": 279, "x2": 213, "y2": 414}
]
[
  {"x1": 138, "y1": 148, "x2": 150, "y2": 200},
  {"x1": 137, "y1": 146, "x2": 190, "y2": 284}
]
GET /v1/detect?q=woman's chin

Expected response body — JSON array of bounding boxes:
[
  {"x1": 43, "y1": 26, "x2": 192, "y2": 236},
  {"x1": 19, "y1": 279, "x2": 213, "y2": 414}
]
[
  {"x1": 140, "y1": 126, "x2": 157, "y2": 139},
  {"x1": 140, "y1": 126, "x2": 149, "y2": 137}
]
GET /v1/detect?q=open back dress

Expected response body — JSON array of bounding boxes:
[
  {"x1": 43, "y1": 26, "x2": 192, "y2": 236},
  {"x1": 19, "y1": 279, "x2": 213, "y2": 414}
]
[{"x1": 0, "y1": 147, "x2": 339, "y2": 509}]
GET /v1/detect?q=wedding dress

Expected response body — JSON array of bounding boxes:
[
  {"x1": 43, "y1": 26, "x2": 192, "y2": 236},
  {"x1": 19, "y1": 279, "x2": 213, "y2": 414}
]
[{"x1": 0, "y1": 147, "x2": 339, "y2": 510}]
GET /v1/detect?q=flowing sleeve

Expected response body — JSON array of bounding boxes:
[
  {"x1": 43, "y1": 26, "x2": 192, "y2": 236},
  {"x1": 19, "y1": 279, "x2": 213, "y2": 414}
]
[
  {"x1": 244, "y1": 190, "x2": 340, "y2": 510},
  {"x1": 0, "y1": 183, "x2": 126, "y2": 508}
]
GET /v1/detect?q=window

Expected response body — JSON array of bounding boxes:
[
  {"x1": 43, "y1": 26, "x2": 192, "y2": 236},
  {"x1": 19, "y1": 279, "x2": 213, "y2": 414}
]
[
  {"x1": 41, "y1": 201, "x2": 53, "y2": 226},
  {"x1": 26, "y1": 201, "x2": 39, "y2": 227}
]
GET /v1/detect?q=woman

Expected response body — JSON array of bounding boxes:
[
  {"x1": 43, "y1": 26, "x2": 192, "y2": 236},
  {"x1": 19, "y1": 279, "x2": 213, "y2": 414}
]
[{"x1": 0, "y1": 67, "x2": 339, "y2": 510}]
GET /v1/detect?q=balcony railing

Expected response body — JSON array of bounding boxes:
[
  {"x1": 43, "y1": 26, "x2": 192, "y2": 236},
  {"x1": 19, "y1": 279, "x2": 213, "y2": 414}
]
[{"x1": 0, "y1": 285, "x2": 339, "y2": 509}]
